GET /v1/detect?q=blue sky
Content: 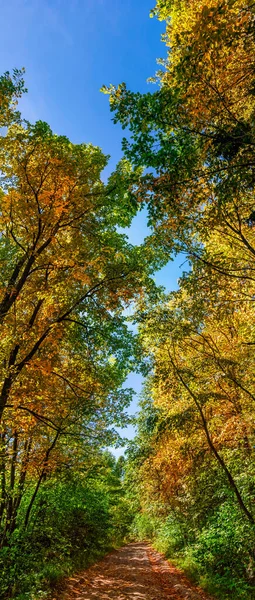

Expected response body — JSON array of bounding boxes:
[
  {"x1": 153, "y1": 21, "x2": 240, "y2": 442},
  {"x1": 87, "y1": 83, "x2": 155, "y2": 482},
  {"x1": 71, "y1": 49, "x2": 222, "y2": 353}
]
[
  {"x1": 1, "y1": 0, "x2": 166, "y2": 172},
  {"x1": 0, "y1": 0, "x2": 184, "y2": 452}
]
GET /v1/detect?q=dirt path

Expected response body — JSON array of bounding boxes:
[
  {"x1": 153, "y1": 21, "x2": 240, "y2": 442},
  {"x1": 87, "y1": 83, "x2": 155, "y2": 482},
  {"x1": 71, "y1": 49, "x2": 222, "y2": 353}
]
[{"x1": 54, "y1": 542, "x2": 214, "y2": 600}]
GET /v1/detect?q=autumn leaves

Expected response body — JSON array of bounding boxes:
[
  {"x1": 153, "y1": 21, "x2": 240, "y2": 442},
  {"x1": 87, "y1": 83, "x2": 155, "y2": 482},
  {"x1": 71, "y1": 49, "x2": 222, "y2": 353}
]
[
  {"x1": 1, "y1": 1, "x2": 255, "y2": 595},
  {"x1": 106, "y1": 0, "x2": 255, "y2": 532},
  {"x1": 0, "y1": 104, "x2": 154, "y2": 543}
]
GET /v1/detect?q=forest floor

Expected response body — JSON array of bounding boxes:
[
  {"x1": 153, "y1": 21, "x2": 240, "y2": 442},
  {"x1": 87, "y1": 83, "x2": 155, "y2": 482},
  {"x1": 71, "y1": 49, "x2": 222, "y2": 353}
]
[{"x1": 53, "y1": 542, "x2": 214, "y2": 600}]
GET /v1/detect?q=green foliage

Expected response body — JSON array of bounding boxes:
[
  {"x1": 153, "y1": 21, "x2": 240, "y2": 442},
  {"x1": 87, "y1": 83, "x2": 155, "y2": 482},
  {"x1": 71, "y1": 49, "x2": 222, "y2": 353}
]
[
  {"x1": 2, "y1": 0, "x2": 255, "y2": 597},
  {"x1": 0, "y1": 68, "x2": 26, "y2": 128},
  {"x1": 192, "y1": 503, "x2": 255, "y2": 598},
  {"x1": 130, "y1": 513, "x2": 159, "y2": 541},
  {"x1": 132, "y1": 503, "x2": 255, "y2": 599},
  {"x1": 110, "y1": 497, "x2": 134, "y2": 545},
  {"x1": 0, "y1": 66, "x2": 162, "y2": 600},
  {"x1": 0, "y1": 453, "x2": 128, "y2": 599},
  {"x1": 152, "y1": 516, "x2": 190, "y2": 557},
  {"x1": 106, "y1": 4, "x2": 255, "y2": 598},
  {"x1": 124, "y1": 380, "x2": 255, "y2": 598}
]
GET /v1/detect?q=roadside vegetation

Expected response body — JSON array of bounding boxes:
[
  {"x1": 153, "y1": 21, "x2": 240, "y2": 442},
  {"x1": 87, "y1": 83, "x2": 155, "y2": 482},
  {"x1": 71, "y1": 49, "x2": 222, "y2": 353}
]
[{"x1": 1, "y1": 2, "x2": 255, "y2": 598}]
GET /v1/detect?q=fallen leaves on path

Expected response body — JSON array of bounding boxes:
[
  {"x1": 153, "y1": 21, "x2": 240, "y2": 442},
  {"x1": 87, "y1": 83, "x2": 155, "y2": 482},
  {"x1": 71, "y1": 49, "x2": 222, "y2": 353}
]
[{"x1": 53, "y1": 542, "x2": 215, "y2": 600}]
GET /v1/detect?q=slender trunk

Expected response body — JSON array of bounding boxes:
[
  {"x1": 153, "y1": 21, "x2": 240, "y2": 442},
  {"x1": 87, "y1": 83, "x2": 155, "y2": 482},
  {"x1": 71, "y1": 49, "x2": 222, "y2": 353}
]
[
  {"x1": 169, "y1": 350, "x2": 255, "y2": 524},
  {"x1": 24, "y1": 431, "x2": 60, "y2": 529},
  {"x1": 1, "y1": 432, "x2": 19, "y2": 546},
  {"x1": 10, "y1": 437, "x2": 32, "y2": 535},
  {"x1": 0, "y1": 430, "x2": 6, "y2": 528}
]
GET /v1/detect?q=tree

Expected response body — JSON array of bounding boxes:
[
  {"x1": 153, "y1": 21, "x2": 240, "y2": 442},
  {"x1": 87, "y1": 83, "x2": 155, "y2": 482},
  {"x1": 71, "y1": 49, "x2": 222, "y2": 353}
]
[
  {"x1": 102, "y1": 0, "x2": 255, "y2": 527},
  {"x1": 103, "y1": 3, "x2": 255, "y2": 594},
  {"x1": 102, "y1": 1, "x2": 255, "y2": 286},
  {"x1": 0, "y1": 112, "x2": 161, "y2": 550},
  {"x1": 0, "y1": 120, "x2": 155, "y2": 420}
]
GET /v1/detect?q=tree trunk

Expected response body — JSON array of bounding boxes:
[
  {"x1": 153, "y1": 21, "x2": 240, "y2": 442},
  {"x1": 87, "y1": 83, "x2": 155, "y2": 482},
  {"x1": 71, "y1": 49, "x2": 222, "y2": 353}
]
[
  {"x1": 169, "y1": 350, "x2": 255, "y2": 525},
  {"x1": 24, "y1": 431, "x2": 60, "y2": 529}
]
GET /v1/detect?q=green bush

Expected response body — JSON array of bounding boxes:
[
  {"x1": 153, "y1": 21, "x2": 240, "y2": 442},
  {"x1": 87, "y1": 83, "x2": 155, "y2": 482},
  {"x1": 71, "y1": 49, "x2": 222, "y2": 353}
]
[
  {"x1": 0, "y1": 477, "x2": 119, "y2": 599},
  {"x1": 131, "y1": 512, "x2": 159, "y2": 540},
  {"x1": 142, "y1": 502, "x2": 255, "y2": 600},
  {"x1": 152, "y1": 514, "x2": 190, "y2": 557},
  {"x1": 191, "y1": 502, "x2": 255, "y2": 599}
]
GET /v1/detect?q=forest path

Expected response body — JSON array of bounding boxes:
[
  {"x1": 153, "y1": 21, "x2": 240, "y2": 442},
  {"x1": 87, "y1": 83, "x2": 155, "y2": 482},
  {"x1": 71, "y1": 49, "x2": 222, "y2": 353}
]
[{"x1": 54, "y1": 542, "x2": 214, "y2": 600}]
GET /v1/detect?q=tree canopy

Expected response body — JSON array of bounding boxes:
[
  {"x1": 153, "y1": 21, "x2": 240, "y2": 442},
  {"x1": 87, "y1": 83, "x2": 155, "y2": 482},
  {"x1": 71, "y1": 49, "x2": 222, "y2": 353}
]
[{"x1": 1, "y1": 2, "x2": 255, "y2": 598}]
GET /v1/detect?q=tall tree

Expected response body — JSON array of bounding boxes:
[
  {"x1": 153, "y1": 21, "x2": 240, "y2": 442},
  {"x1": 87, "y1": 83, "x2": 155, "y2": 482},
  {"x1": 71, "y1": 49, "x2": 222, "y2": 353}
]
[
  {"x1": 102, "y1": 1, "x2": 255, "y2": 285},
  {"x1": 0, "y1": 112, "x2": 159, "y2": 547},
  {"x1": 0, "y1": 120, "x2": 155, "y2": 421}
]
